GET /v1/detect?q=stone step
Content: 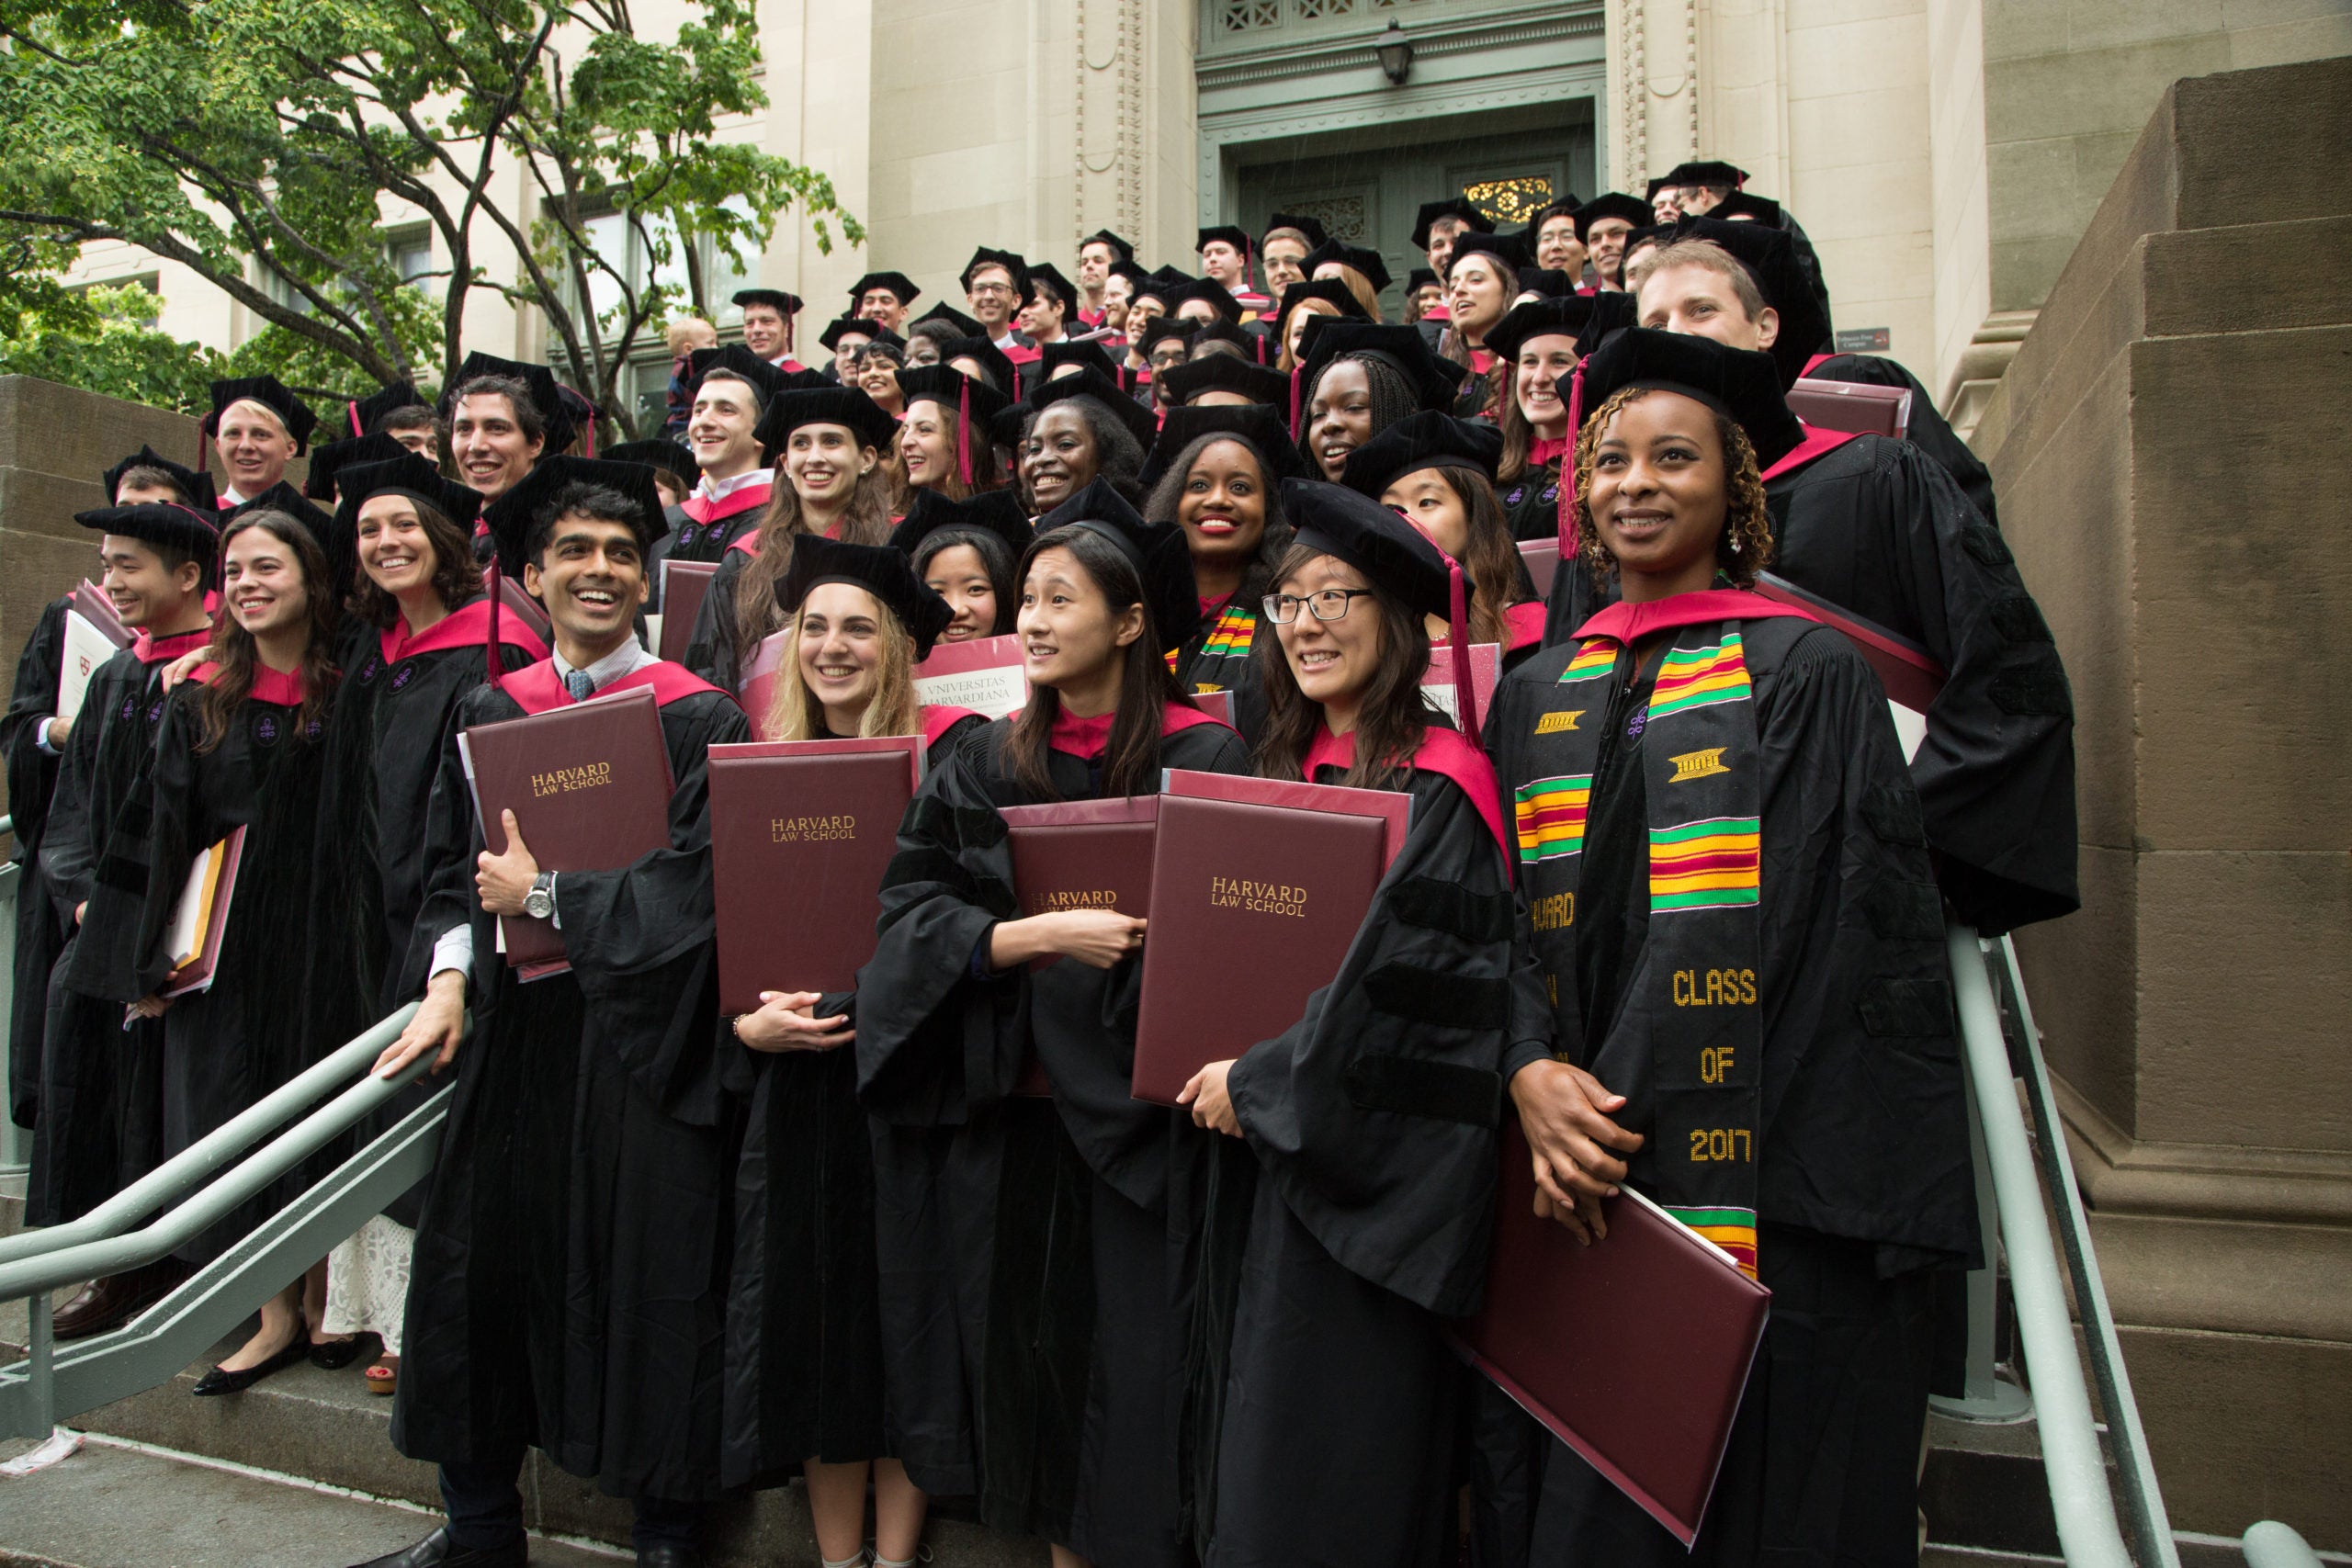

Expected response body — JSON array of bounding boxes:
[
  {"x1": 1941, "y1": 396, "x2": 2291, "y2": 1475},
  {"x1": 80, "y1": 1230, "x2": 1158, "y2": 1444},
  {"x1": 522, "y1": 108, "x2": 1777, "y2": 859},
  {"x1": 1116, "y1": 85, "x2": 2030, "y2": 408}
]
[{"x1": 7, "y1": 1315, "x2": 1044, "y2": 1568}]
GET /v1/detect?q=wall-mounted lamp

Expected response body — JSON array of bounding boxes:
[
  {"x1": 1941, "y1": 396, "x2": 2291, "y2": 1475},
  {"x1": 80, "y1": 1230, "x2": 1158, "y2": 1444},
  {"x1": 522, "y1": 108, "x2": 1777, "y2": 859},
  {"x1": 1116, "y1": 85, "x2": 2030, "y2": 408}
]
[{"x1": 1376, "y1": 20, "x2": 1415, "y2": 86}]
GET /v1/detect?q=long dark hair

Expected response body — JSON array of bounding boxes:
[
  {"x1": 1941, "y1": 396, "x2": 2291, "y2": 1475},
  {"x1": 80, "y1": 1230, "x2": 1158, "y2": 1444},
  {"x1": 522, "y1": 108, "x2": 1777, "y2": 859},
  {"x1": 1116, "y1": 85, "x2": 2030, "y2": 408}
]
[
  {"x1": 898, "y1": 395, "x2": 1005, "y2": 506},
  {"x1": 912, "y1": 525, "x2": 1019, "y2": 636},
  {"x1": 195, "y1": 511, "x2": 339, "y2": 753},
  {"x1": 1003, "y1": 524, "x2": 1187, "y2": 800},
  {"x1": 1253, "y1": 539, "x2": 1430, "y2": 792},
  {"x1": 731, "y1": 458, "x2": 894, "y2": 662},
  {"x1": 349, "y1": 493, "x2": 481, "y2": 629},
  {"x1": 1438, "y1": 466, "x2": 1530, "y2": 649},
  {"x1": 1141, "y1": 433, "x2": 1294, "y2": 619}
]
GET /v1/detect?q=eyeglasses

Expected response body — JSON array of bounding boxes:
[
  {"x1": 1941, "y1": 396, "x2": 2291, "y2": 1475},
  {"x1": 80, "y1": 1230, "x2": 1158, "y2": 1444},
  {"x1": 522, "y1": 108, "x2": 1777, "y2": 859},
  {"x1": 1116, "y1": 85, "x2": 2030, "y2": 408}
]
[
  {"x1": 1262, "y1": 588, "x2": 1376, "y2": 624},
  {"x1": 836, "y1": 346, "x2": 873, "y2": 367},
  {"x1": 969, "y1": 282, "x2": 1017, "y2": 298}
]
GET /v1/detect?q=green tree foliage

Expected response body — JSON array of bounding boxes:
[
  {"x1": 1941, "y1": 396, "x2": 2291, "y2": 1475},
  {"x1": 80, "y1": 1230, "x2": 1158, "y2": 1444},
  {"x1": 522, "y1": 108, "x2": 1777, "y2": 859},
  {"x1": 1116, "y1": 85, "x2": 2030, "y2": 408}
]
[
  {"x1": 0, "y1": 0, "x2": 861, "y2": 439},
  {"x1": 0, "y1": 278, "x2": 226, "y2": 414}
]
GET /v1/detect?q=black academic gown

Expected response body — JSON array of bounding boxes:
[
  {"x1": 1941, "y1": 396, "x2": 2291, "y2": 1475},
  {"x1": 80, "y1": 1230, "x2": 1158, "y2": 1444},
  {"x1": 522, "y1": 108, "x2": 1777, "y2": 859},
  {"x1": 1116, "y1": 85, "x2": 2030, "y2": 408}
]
[
  {"x1": 71, "y1": 671, "x2": 353, "y2": 1264},
  {"x1": 1170, "y1": 599, "x2": 1270, "y2": 744},
  {"x1": 27, "y1": 630, "x2": 205, "y2": 1227},
  {"x1": 1198, "y1": 740, "x2": 1549, "y2": 1568},
  {"x1": 1499, "y1": 456, "x2": 1564, "y2": 544},
  {"x1": 1476, "y1": 612, "x2": 1975, "y2": 1567},
  {"x1": 1543, "y1": 433, "x2": 2076, "y2": 933},
  {"x1": 3, "y1": 597, "x2": 69, "y2": 1130},
  {"x1": 854, "y1": 711, "x2": 1251, "y2": 1561},
  {"x1": 390, "y1": 665, "x2": 751, "y2": 1504},
  {"x1": 718, "y1": 711, "x2": 987, "y2": 1491},
  {"x1": 1805, "y1": 353, "x2": 2000, "y2": 530},
  {"x1": 681, "y1": 547, "x2": 754, "y2": 696},
  {"x1": 314, "y1": 608, "x2": 541, "y2": 1228},
  {"x1": 648, "y1": 494, "x2": 767, "y2": 612}
]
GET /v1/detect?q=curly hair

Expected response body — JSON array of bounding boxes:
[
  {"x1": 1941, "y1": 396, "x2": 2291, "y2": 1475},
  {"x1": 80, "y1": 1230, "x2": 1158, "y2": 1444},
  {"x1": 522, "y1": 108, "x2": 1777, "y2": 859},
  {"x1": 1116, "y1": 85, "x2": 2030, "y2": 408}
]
[
  {"x1": 349, "y1": 492, "x2": 481, "y2": 629},
  {"x1": 1571, "y1": 385, "x2": 1774, "y2": 592}
]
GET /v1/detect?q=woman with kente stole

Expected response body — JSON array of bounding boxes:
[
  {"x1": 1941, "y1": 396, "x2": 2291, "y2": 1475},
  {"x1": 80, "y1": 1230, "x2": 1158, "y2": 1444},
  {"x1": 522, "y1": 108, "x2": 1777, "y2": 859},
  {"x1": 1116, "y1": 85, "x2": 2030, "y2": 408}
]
[
  {"x1": 1478, "y1": 328, "x2": 1974, "y2": 1563},
  {"x1": 722, "y1": 539, "x2": 986, "y2": 1568},
  {"x1": 855, "y1": 478, "x2": 1249, "y2": 1568},
  {"x1": 1177, "y1": 479, "x2": 1549, "y2": 1568}
]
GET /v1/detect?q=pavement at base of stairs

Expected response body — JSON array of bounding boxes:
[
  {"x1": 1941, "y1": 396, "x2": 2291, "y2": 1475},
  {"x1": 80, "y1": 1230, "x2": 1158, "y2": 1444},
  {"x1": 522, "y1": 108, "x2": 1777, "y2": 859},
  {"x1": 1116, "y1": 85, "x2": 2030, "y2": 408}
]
[{"x1": 0, "y1": 1433, "x2": 623, "y2": 1568}]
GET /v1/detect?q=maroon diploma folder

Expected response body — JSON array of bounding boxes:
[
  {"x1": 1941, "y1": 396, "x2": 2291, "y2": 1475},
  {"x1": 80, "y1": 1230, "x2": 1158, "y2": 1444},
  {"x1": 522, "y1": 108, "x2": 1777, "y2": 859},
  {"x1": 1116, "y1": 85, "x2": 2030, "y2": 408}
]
[
  {"x1": 1454, "y1": 1121, "x2": 1771, "y2": 1547},
  {"x1": 708, "y1": 736, "x2": 922, "y2": 1015},
  {"x1": 1001, "y1": 795, "x2": 1161, "y2": 1097},
  {"x1": 1518, "y1": 538, "x2": 1561, "y2": 599},
  {"x1": 1129, "y1": 771, "x2": 1411, "y2": 1106},
  {"x1": 1786, "y1": 376, "x2": 1911, "y2": 439},
  {"x1": 1753, "y1": 572, "x2": 1945, "y2": 761},
  {"x1": 912, "y1": 632, "x2": 1028, "y2": 718},
  {"x1": 659, "y1": 558, "x2": 720, "y2": 664},
  {"x1": 459, "y1": 685, "x2": 676, "y2": 967}
]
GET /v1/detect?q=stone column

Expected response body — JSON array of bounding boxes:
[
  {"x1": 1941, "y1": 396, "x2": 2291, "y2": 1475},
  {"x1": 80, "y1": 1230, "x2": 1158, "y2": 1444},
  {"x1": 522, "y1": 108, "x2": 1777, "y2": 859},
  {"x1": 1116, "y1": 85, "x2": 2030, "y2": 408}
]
[{"x1": 1967, "y1": 57, "x2": 2352, "y2": 1551}]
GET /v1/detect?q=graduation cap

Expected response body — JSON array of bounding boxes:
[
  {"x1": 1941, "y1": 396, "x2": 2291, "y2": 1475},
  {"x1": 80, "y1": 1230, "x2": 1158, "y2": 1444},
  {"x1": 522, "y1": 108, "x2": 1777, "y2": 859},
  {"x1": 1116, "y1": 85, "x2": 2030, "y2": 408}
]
[
  {"x1": 204, "y1": 376, "x2": 319, "y2": 454},
  {"x1": 302, "y1": 430, "x2": 413, "y2": 502},
  {"x1": 888, "y1": 486, "x2": 1035, "y2": 564},
  {"x1": 1573, "y1": 193, "x2": 1653, "y2": 242},
  {"x1": 441, "y1": 352, "x2": 575, "y2": 455},
  {"x1": 1272, "y1": 277, "x2": 1373, "y2": 344},
  {"x1": 1303, "y1": 239, "x2": 1393, "y2": 296},
  {"x1": 776, "y1": 536, "x2": 956, "y2": 659},
  {"x1": 687, "y1": 343, "x2": 791, "y2": 401},
  {"x1": 1197, "y1": 224, "x2": 1254, "y2": 256},
  {"x1": 1706, "y1": 190, "x2": 1785, "y2": 226},
  {"x1": 603, "y1": 437, "x2": 698, "y2": 490},
  {"x1": 1106, "y1": 259, "x2": 1155, "y2": 297},
  {"x1": 223, "y1": 481, "x2": 334, "y2": 551},
  {"x1": 1190, "y1": 318, "x2": 1266, "y2": 361},
  {"x1": 1574, "y1": 327, "x2": 1804, "y2": 471},
  {"x1": 103, "y1": 445, "x2": 216, "y2": 509},
  {"x1": 1281, "y1": 476, "x2": 1485, "y2": 738},
  {"x1": 1080, "y1": 229, "x2": 1137, "y2": 264},
  {"x1": 481, "y1": 454, "x2": 669, "y2": 579},
  {"x1": 1340, "y1": 411, "x2": 1504, "y2": 496},
  {"x1": 74, "y1": 501, "x2": 222, "y2": 584},
  {"x1": 1444, "y1": 229, "x2": 1525, "y2": 279},
  {"x1": 326, "y1": 452, "x2": 483, "y2": 593},
  {"x1": 896, "y1": 365, "x2": 1012, "y2": 488},
  {"x1": 1513, "y1": 268, "x2": 1581, "y2": 300},
  {"x1": 912, "y1": 299, "x2": 982, "y2": 337},
  {"x1": 1661, "y1": 160, "x2": 1750, "y2": 192},
  {"x1": 1132, "y1": 317, "x2": 1201, "y2": 363},
  {"x1": 1623, "y1": 225, "x2": 1670, "y2": 264},
  {"x1": 1405, "y1": 267, "x2": 1441, "y2": 294},
  {"x1": 959, "y1": 247, "x2": 1032, "y2": 298},
  {"x1": 1038, "y1": 340, "x2": 1125, "y2": 383},
  {"x1": 556, "y1": 384, "x2": 596, "y2": 455},
  {"x1": 1026, "y1": 263, "x2": 1080, "y2": 310},
  {"x1": 1484, "y1": 292, "x2": 1636, "y2": 366},
  {"x1": 1161, "y1": 276, "x2": 1244, "y2": 324},
  {"x1": 1645, "y1": 175, "x2": 1676, "y2": 203},
  {"x1": 1023, "y1": 367, "x2": 1159, "y2": 450},
  {"x1": 1410, "y1": 197, "x2": 1496, "y2": 253},
  {"x1": 847, "y1": 271, "x2": 922, "y2": 310},
  {"x1": 1531, "y1": 197, "x2": 1584, "y2": 230},
  {"x1": 1262, "y1": 212, "x2": 1332, "y2": 251},
  {"x1": 1295, "y1": 320, "x2": 1468, "y2": 415},
  {"x1": 940, "y1": 335, "x2": 1020, "y2": 397},
  {"x1": 733, "y1": 288, "x2": 805, "y2": 317},
  {"x1": 1139, "y1": 402, "x2": 1312, "y2": 491},
  {"x1": 1138, "y1": 265, "x2": 1195, "y2": 303},
  {"x1": 1657, "y1": 215, "x2": 1830, "y2": 388},
  {"x1": 819, "y1": 315, "x2": 902, "y2": 353},
  {"x1": 1154, "y1": 354, "x2": 1289, "y2": 410},
  {"x1": 1035, "y1": 477, "x2": 1203, "y2": 649},
  {"x1": 341, "y1": 380, "x2": 431, "y2": 441},
  {"x1": 755, "y1": 386, "x2": 899, "y2": 460}
]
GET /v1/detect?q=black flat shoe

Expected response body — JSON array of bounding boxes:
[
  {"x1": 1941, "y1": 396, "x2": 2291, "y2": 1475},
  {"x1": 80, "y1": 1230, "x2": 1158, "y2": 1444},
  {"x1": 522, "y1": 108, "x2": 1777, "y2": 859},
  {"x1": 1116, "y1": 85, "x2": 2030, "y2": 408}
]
[
  {"x1": 311, "y1": 1330, "x2": 380, "y2": 1371},
  {"x1": 634, "y1": 1546, "x2": 707, "y2": 1568},
  {"x1": 346, "y1": 1525, "x2": 527, "y2": 1568},
  {"x1": 189, "y1": 1333, "x2": 309, "y2": 1395}
]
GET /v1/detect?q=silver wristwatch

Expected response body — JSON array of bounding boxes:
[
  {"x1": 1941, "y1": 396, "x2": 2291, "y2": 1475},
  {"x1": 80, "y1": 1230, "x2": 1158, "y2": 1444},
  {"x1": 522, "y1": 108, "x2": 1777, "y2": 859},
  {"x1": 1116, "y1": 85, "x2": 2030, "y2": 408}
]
[{"x1": 523, "y1": 872, "x2": 556, "y2": 921}]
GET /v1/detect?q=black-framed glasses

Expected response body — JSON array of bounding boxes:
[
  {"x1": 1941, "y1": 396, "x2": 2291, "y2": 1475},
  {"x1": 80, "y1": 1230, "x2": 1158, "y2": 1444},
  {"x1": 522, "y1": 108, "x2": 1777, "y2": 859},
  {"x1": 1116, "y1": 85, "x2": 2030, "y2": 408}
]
[{"x1": 1262, "y1": 588, "x2": 1376, "y2": 624}]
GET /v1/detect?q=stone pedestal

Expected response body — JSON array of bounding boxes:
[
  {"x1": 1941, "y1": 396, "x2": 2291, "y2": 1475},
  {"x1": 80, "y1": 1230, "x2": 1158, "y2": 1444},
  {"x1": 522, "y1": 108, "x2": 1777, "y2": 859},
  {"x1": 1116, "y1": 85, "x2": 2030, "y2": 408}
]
[
  {"x1": 0, "y1": 378, "x2": 211, "y2": 822},
  {"x1": 1969, "y1": 56, "x2": 2352, "y2": 1550}
]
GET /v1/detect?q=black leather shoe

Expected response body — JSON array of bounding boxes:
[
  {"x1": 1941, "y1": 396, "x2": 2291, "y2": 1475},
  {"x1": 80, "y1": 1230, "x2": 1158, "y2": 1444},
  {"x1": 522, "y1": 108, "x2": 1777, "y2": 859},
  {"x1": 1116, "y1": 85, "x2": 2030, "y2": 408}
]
[
  {"x1": 52, "y1": 1258, "x2": 188, "y2": 1340},
  {"x1": 633, "y1": 1546, "x2": 707, "y2": 1568},
  {"x1": 189, "y1": 1333, "x2": 310, "y2": 1396},
  {"x1": 311, "y1": 1330, "x2": 381, "y2": 1371},
  {"x1": 346, "y1": 1525, "x2": 527, "y2": 1568}
]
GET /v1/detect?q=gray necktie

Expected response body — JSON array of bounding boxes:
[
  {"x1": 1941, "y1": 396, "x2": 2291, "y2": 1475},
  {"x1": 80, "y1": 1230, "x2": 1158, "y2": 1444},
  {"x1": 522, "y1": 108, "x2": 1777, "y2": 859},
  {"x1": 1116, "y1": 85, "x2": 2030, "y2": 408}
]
[{"x1": 563, "y1": 669, "x2": 594, "y2": 703}]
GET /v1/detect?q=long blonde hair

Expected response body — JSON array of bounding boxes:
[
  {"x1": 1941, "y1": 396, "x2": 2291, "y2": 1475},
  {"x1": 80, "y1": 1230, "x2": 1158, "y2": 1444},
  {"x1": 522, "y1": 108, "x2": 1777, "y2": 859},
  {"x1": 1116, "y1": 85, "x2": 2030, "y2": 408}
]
[
  {"x1": 763, "y1": 589, "x2": 922, "y2": 741},
  {"x1": 730, "y1": 464, "x2": 895, "y2": 665}
]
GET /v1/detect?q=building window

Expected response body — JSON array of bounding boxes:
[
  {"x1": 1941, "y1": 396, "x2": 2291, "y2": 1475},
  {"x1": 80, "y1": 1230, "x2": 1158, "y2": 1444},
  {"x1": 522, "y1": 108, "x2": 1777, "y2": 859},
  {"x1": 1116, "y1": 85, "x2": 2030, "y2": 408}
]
[
  {"x1": 1462, "y1": 175, "x2": 1555, "y2": 224},
  {"x1": 1220, "y1": 0, "x2": 1280, "y2": 30},
  {"x1": 387, "y1": 228, "x2": 435, "y2": 285}
]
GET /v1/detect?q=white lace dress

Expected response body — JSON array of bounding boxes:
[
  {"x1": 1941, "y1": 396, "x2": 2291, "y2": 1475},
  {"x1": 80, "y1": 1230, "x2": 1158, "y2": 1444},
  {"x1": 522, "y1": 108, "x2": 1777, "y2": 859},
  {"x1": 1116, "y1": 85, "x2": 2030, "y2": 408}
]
[{"x1": 322, "y1": 1214, "x2": 412, "y2": 1352}]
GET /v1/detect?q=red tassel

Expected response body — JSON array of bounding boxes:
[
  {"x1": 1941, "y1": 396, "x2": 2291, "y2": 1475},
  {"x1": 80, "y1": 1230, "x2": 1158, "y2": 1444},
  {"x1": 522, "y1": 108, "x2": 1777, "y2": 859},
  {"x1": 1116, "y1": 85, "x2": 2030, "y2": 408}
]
[
  {"x1": 1555, "y1": 361, "x2": 1586, "y2": 557},
  {"x1": 483, "y1": 563, "x2": 506, "y2": 691},
  {"x1": 347, "y1": 400, "x2": 363, "y2": 439},
  {"x1": 957, "y1": 378, "x2": 973, "y2": 489},
  {"x1": 1288, "y1": 367, "x2": 1302, "y2": 441},
  {"x1": 1447, "y1": 558, "x2": 1481, "y2": 746}
]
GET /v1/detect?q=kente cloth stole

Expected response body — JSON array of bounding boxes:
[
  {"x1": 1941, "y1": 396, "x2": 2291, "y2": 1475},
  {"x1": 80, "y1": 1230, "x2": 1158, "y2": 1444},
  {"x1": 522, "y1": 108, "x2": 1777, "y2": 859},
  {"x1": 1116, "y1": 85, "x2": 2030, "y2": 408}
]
[
  {"x1": 1509, "y1": 619, "x2": 1764, "y2": 1278},
  {"x1": 1165, "y1": 600, "x2": 1257, "y2": 674}
]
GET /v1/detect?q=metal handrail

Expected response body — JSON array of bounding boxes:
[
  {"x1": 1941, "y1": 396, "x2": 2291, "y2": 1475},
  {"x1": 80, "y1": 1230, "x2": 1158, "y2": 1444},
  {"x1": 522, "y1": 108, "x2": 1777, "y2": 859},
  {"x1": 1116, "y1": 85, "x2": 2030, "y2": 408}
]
[
  {"x1": 1949, "y1": 922, "x2": 2137, "y2": 1568},
  {"x1": 0, "y1": 1004, "x2": 419, "y2": 1267}
]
